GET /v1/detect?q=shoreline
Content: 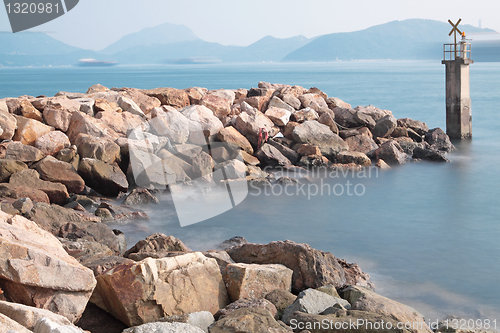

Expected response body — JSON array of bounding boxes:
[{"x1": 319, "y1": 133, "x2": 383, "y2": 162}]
[{"x1": 0, "y1": 81, "x2": 467, "y2": 332}]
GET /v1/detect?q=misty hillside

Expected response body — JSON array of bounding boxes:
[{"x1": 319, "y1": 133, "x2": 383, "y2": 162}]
[
  {"x1": 0, "y1": 32, "x2": 80, "y2": 56},
  {"x1": 100, "y1": 22, "x2": 199, "y2": 55},
  {"x1": 283, "y1": 19, "x2": 495, "y2": 62}
]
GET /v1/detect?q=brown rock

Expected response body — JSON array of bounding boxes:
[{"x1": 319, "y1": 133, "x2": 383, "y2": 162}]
[
  {"x1": 336, "y1": 151, "x2": 372, "y2": 166},
  {"x1": 209, "y1": 307, "x2": 290, "y2": 333},
  {"x1": 282, "y1": 94, "x2": 302, "y2": 110},
  {"x1": 143, "y1": 87, "x2": 190, "y2": 108},
  {"x1": 298, "y1": 154, "x2": 329, "y2": 168},
  {"x1": 94, "y1": 109, "x2": 145, "y2": 136},
  {"x1": 318, "y1": 112, "x2": 339, "y2": 135},
  {"x1": 93, "y1": 98, "x2": 118, "y2": 113},
  {"x1": 265, "y1": 107, "x2": 292, "y2": 126},
  {"x1": 227, "y1": 240, "x2": 347, "y2": 294},
  {"x1": 75, "y1": 133, "x2": 121, "y2": 165},
  {"x1": 292, "y1": 121, "x2": 348, "y2": 157},
  {"x1": 298, "y1": 94, "x2": 328, "y2": 111},
  {"x1": 78, "y1": 158, "x2": 128, "y2": 197},
  {"x1": 124, "y1": 233, "x2": 191, "y2": 261},
  {"x1": 217, "y1": 126, "x2": 254, "y2": 155},
  {"x1": 9, "y1": 169, "x2": 68, "y2": 204},
  {"x1": 42, "y1": 98, "x2": 80, "y2": 132},
  {"x1": 34, "y1": 130, "x2": 71, "y2": 156},
  {"x1": 292, "y1": 108, "x2": 319, "y2": 123},
  {"x1": 0, "y1": 300, "x2": 75, "y2": 330},
  {"x1": 122, "y1": 188, "x2": 159, "y2": 206},
  {"x1": 19, "y1": 99, "x2": 43, "y2": 121},
  {"x1": 337, "y1": 259, "x2": 374, "y2": 290},
  {"x1": 0, "y1": 312, "x2": 32, "y2": 332},
  {"x1": 0, "y1": 184, "x2": 50, "y2": 204},
  {"x1": 215, "y1": 298, "x2": 278, "y2": 320},
  {"x1": 87, "y1": 84, "x2": 110, "y2": 94},
  {"x1": 295, "y1": 144, "x2": 321, "y2": 156},
  {"x1": 372, "y1": 115, "x2": 398, "y2": 138},
  {"x1": 326, "y1": 97, "x2": 352, "y2": 110},
  {"x1": 0, "y1": 210, "x2": 96, "y2": 323},
  {"x1": 374, "y1": 140, "x2": 407, "y2": 165},
  {"x1": 265, "y1": 289, "x2": 297, "y2": 319},
  {"x1": 223, "y1": 263, "x2": 293, "y2": 302},
  {"x1": 0, "y1": 159, "x2": 28, "y2": 183},
  {"x1": 283, "y1": 121, "x2": 300, "y2": 140},
  {"x1": 397, "y1": 118, "x2": 429, "y2": 135},
  {"x1": 241, "y1": 151, "x2": 260, "y2": 166},
  {"x1": 115, "y1": 88, "x2": 161, "y2": 114},
  {"x1": 235, "y1": 109, "x2": 275, "y2": 146},
  {"x1": 184, "y1": 87, "x2": 206, "y2": 105},
  {"x1": 255, "y1": 143, "x2": 291, "y2": 167},
  {"x1": 13, "y1": 116, "x2": 53, "y2": 145},
  {"x1": 94, "y1": 252, "x2": 230, "y2": 327},
  {"x1": 376, "y1": 159, "x2": 391, "y2": 170},
  {"x1": 181, "y1": 105, "x2": 224, "y2": 144},
  {"x1": 0, "y1": 110, "x2": 17, "y2": 140},
  {"x1": 66, "y1": 111, "x2": 120, "y2": 144},
  {"x1": 190, "y1": 151, "x2": 215, "y2": 182},
  {"x1": 201, "y1": 94, "x2": 232, "y2": 119},
  {"x1": 32, "y1": 156, "x2": 85, "y2": 194},
  {"x1": 345, "y1": 135, "x2": 379, "y2": 154}
]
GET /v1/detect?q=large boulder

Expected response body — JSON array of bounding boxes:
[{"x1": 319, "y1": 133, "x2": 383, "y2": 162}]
[
  {"x1": 336, "y1": 151, "x2": 372, "y2": 166},
  {"x1": 94, "y1": 109, "x2": 145, "y2": 136},
  {"x1": 124, "y1": 233, "x2": 191, "y2": 261},
  {"x1": 265, "y1": 289, "x2": 297, "y2": 319},
  {"x1": 282, "y1": 288, "x2": 351, "y2": 324},
  {"x1": 234, "y1": 107, "x2": 276, "y2": 146},
  {"x1": 143, "y1": 87, "x2": 190, "y2": 109},
  {"x1": 265, "y1": 107, "x2": 292, "y2": 126},
  {"x1": 268, "y1": 140, "x2": 300, "y2": 165},
  {"x1": 373, "y1": 140, "x2": 407, "y2": 165},
  {"x1": 0, "y1": 110, "x2": 17, "y2": 140},
  {"x1": 150, "y1": 107, "x2": 190, "y2": 144},
  {"x1": 341, "y1": 285, "x2": 432, "y2": 333},
  {"x1": 115, "y1": 87, "x2": 162, "y2": 114},
  {"x1": 0, "y1": 159, "x2": 28, "y2": 183},
  {"x1": 201, "y1": 93, "x2": 232, "y2": 119},
  {"x1": 209, "y1": 308, "x2": 291, "y2": 333},
  {"x1": 13, "y1": 116, "x2": 54, "y2": 145},
  {"x1": 217, "y1": 126, "x2": 253, "y2": 155},
  {"x1": 34, "y1": 131, "x2": 71, "y2": 156},
  {"x1": 93, "y1": 252, "x2": 230, "y2": 327},
  {"x1": 397, "y1": 118, "x2": 429, "y2": 136},
  {"x1": 66, "y1": 111, "x2": 119, "y2": 144},
  {"x1": 412, "y1": 147, "x2": 449, "y2": 162},
  {"x1": 75, "y1": 133, "x2": 121, "y2": 165},
  {"x1": 10, "y1": 169, "x2": 69, "y2": 205},
  {"x1": 255, "y1": 143, "x2": 292, "y2": 167},
  {"x1": 0, "y1": 301, "x2": 74, "y2": 331},
  {"x1": 223, "y1": 263, "x2": 293, "y2": 302},
  {"x1": 117, "y1": 96, "x2": 146, "y2": 118},
  {"x1": 425, "y1": 128, "x2": 455, "y2": 152},
  {"x1": 32, "y1": 156, "x2": 85, "y2": 194},
  {"x1": 227, "y1": 240, "x2": 348, "y2": 294},
  {"x1": 292, "y1": 108, "x2": 319, "y2": 123},
  {"x1": 298, "y1": 93, "x2": 328, "y2": 111},
  {"x1": 371, "y1": 115, "x2": 397, "y2": 138},
  {"x1": 0, "y1": 210, "x2": 96, "y2": 323},
  {"x1": 181, "y1": 105, "x2": 224, "y2": 144},
  {"x1": 292, "y1": 121, "x2": 348, "y2": 157},
  {"x1": 345, "y1": 135, "x2": 378, "y2": 154},
  {"x1": 268, "y1": 96, "x2": 295, "y2": 113},
  {"x1": 78, "y1": 158, "x2": 128, "y2": 197},
  {"x1": 354, "y1": 105, "x2": 392, "y2": 122},
  {"x1": 3, "y1": 142, "x2": 45, "y2": 163}
]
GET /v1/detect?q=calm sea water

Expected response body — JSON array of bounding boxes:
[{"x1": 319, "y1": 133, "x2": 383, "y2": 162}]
[{"x1": 1, "y1": 61, "x2": 499, "y2": 323}]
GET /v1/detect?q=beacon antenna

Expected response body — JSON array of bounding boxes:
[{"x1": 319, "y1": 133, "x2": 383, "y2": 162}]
[{"x1": 4, "y1": 0, "x2": 80, "y2": 33}]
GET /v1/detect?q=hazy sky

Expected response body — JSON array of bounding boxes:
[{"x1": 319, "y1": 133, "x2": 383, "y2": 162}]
[{"x1": 1, "y1": 0, "x2": 499, "y2": 50}]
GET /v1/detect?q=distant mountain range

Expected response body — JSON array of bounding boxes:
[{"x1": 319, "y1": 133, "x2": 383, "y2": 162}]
[{"x1": 0, "y1": 19, "x2": 498, "y2": 67}]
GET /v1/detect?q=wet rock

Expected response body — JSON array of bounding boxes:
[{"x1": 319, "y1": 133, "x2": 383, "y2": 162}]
[
  {"x1": 223, "y1": 263, "x2": 293, "y2": 302},
  {"x1": 425, "y1": 128, "x2": 455, "y2": 152},
  {"x1": 94, "y1": 252, "x2": 230, "y2": 327},
  {"x1": 10, "y1": 169, "x2": 69, "y2": 205},
  {"x1": 33, "y1": 156, "x2": 85, "y2": 194},
  {"x1": 413, "y1": 147, "x2": 449, "y2": 162},
  {"x1": 143, "y1": 87, "x2": 190, "y2": 109},
  {"x1": 282, "y1": 288, "x2": 351, "y2": 324},
  {"x1": 227, "y1": 240, "x2": 347, "y2": 294},
  {"x1": 124, "y1": 233, "x2": 191, "y2": 261},
  {"x1": 0, "y1": 210, "x2": 96, "y2": 323},
  {"x1": 78, "y1": 158, "x2": 128, "y2": 197},
  {"x1": 256, "y1": 143, "x2": 292, "y2": 167},
  {"x1": 292, "y1": 121, "x2": 348, "y2": 157},
  {"x1": 341, "y1": 285, "x2": 432, "y2": 333},
  {"x1": 13, "y1": 116, "x2": 54, "y2": 145},
  {"x1": 215, "y1": 298, "x2": 278, "y2": 321},
  {"x1": 34, "y1": 131, "x2": 71, "y2": 156},
  {"x1": 209, "y1": 307, "x2": 291, "y2": 333},
  {"x1": 373, "y1": 140, "x2": 407, "y2": 165},
  {"x1": 0, "y1": 159, "x2": 28, "y2": 183},
  {"x1": 217, "y1": 126, "x2": 253, "y2": 155},
  {"x1": 371, "y1": 114, "x2": 397, "y2": 138}
]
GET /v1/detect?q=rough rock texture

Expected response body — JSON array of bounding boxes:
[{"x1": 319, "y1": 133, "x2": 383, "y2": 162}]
[
  {"x1": 94, "y1": 252, "x2": 230, "y2": 327},
  {"x1": 341, "y1": 285, "x2": 432, "y2": 333},
  {"x1": 371, "y1": 115, "x2": 397, "y2": 138},
  {"x1": 265, "y1": 289, "x2": 297, "y2": 319},
  {"x1": 227, "y1": 240, "x2": 348, "y2": 294},
  {"x1": 0, "y1": 159, "x2": 28, "y2": 183},
  {"x1": 235, "y1": 108, "x2": 276, "y2": 146},
  {"x1": 215, "y1": 298, "x2": 278, "y2": 321},
  {"x1": 35, "y1": 131, "x2": 71, "y2": 156},
  {"x1": 268, "y1": 96, "x2": 295, "y2": 113},
  {"x1": 267, "y1": 140, "x2": 300, "y2": 165},
  {"x1": 181, "y1": 105, "x2": 224, "y2": 143},
  {"x1": 217, "y1": 126, "x2": 254, "y2": 155},
  {"x1": 374, "y1": 140, "x2": 407, "y2": 166},
  {"x1": 9, "y1": 169, "x2": 69, "y2": 205},
  {"x1": 318, "y1": 112, "x2": 339, "y2": 135},
  {"x1": 345, "y1": 135, "x2": 378, "y2": 154},
  {"x1": 150, "y1": 107, "x2": 190, "y2": 144},
  {"x1": 397, "y1": 118, "x2": 429, "y2": 135},
  {"x1": 425, "y1": 128, "x2": 455, "y2": 152},
  {"x1": 255, "y1": 144, "x2": 292, "y2": 167},
  {"x1": 78, "y1": 158, "x2": 128, "y2": 197},
  {"x1": 13, "y1": 116, "x2": 54, "y2": 145},
  {"x1": 143, "y1": 87, "x2": 190, "y2": 109},
  {"x1": 282, "y1": 288, "x2": 351, "y2": 324},
  {"x1": 0, "y1": 184, "x2": 50, "y2": 204},
  {"x1": 337, "y1": 259, "x2": 374, "y2": 290},
  {"x1": 123, "y1": 322, "x2": 205, "y2": 333},
  {"x1": 265, "y1": 107, "x2": 292, "y2": 126},
  {"x1": 413, "y1": 147, "x2": 449, "y2": 162},
  {"x1": 116, "y1": 88, "x2": 161, "y2": 114},
  {"x1": 75, "y1": 134, "x2": 121, "y2": 165},
  {"x1": 209, "y1": 308, "x2": 291, "y2": 333},
  {"x1": 292, "y1": 108, "x2": 319, "y2": 123},
  {"x1": 0, "y1": 110, "x2": 17, "y2": 140},
  {"x1": 124, "y1": 233, "x2": 191, "y2": 261},
  {"x1": 0, "y1": 301, "x2": 73, "y2": 330},
  {"x1": 201, "y1": 94, "x2": 232, "y2": 119},
  {"x1": 118, "y1": 96, "x2": 146, "y2": 118},
  {"x1": 160, "y1": 311, "x2": 214, "y2": 333},
  {"x1": 33, "y1": 156, "x2": 85, "y2": 194},
  {"x1": 0, "y1": 312, "x2": 32, "y2": 333},
  {"x1": 3, "y1": 142, "x2": 45, "y2": 163},
  {"x1": 66, "y1": 111, "x2": 119, "y2": 144},
  {"x1": 33, "y1": 317, "x2": 86, "y2": 333},
  {"x1": 336, "y1": 151, "x2": 372, "y2": 166},
  {"x1": 292, "y1": 121, "x2": 348, "y2": 157},
  {"x1": 0, "y1": 211, "x2": 96, "y2": 323},
  {"x1": 223, "y1": 263, "x2": 293, "y2": 302},
  {"x1": 122, "y1": 188, "x2": 159, "y2": 206}
]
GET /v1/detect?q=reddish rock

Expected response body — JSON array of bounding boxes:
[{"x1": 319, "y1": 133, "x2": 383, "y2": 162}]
[
  {"x1": 33, "y1": 156, "x2": 85, "y2": 194},
  {"x1": 114, "y1": 87, "x2": 161, "y2": 114},
  {"x1": 326, "y1": 97, "x2": 351, "y2": 110},
  {"x1": 345, "y1": 135, "x2": 379, "y2": 154},
  {"x1": 201, "y1": 94, "x2": 232, "y2": 119},
  {"x1": 66, "y1": 111, "x2": 120, "y2": 144},
  {"x1": 9, "y1": 169, "x2": 69, "y2": 205},
  {"x1": 13, "y1": 116, "x2": 53, "y2": 145},
  {"x1": 265, "y1": 107, "x2": 292, "y2": 126},
  {"x1": 292, "y1": 108, "x2": 319, "y2": 123},
  {"x1": 235, "y1": 108, "x2": 275, "y2": 146},
  {"x1": 217, "y1": 126, "x2": 254, "y2": 155},
  {"x1": 3, "y1": 142, "x2": 45, "y2": 163},
  {"x1": 184, "y1": 87, "x2": 206, "y2": 105},
  {"x1": 0, "y1": 184, "x2": 50, "y2": 204},
  {"x1": 295, "y1": 144, "x2": 321, "y2": 156},
  {"x1": 143, "y1": 87, "x2": 190, "y2": 108},
  {"x1": 34, "y1": 131, "x2": 71, "y2": 156},
  {"x1": 397, "y1": 118, "x2": 429, "y2": 136}
]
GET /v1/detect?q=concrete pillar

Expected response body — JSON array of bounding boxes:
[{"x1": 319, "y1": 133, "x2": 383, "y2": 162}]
[{"x1": 442, "y1": 58, "x2": 473, "y2": 139}]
